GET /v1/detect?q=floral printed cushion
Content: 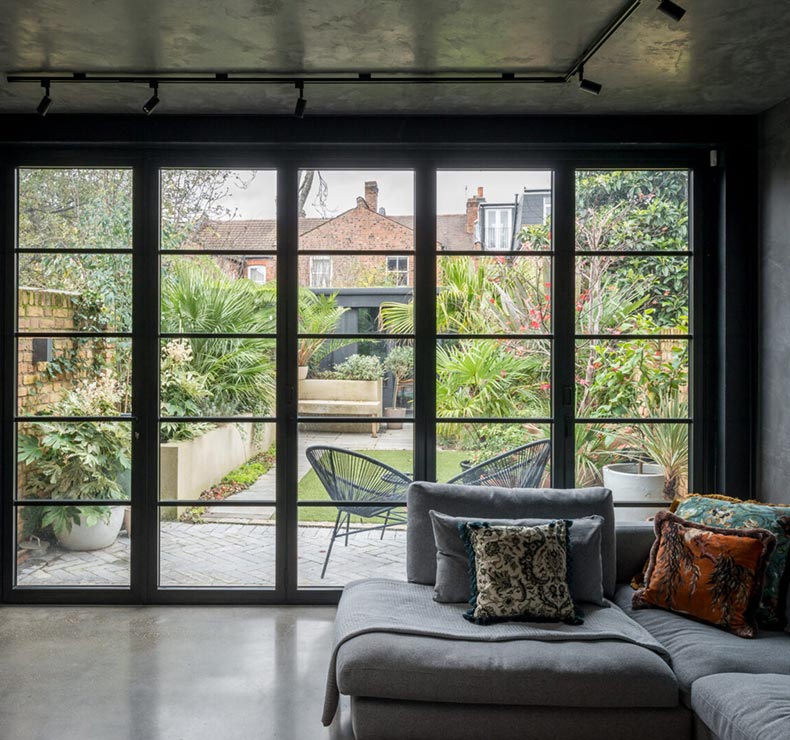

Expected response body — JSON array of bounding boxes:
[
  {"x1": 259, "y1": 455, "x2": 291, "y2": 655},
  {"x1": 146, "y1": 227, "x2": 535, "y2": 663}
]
[
  {"x1": 674, "y1": 496, "x2": 790, "y2": 628},
  {"x1": 633, "y1": 511, "x2": 776, "y2": 638},
  {"x1": 460, "y1": 520, "x2": 582, "y2": 625}
]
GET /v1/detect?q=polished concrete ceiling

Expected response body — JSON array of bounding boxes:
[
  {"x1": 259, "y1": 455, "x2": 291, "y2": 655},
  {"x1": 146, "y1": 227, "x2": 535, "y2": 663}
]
[{"x1": 1, "y1": 0, "x2": 789, "y2": 116}]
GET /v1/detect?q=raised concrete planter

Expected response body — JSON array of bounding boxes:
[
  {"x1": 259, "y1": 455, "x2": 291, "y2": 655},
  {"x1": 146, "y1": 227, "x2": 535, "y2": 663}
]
[
  {"x1": 160, "y1": 422, "x2": 274, "y2": 519},
  {"x1": 603, "y1": 462, "x2": 666, "y2": 522},
  {"x1": 298, "y1": 378, "x2": 382, "y2": 435}
]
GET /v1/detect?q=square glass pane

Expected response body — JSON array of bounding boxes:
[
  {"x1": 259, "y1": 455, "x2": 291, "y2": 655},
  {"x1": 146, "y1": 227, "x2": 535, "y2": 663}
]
[
  {"x1": 16, "y1": 504, "x2": 131, "y2": 587},
  {"x1": 160, "y1": 169, "x2": 277, "y2": 252},
  {"x1": 160, "y1": 337, "x2": 276, "y2": 417},
  {"x1": 159, "y1": 422, "x2": 276, "y2": 502},
  {"x1": 298, "y1": 253, "x2": 414, "y2": 291},
  {"x1": 159, "y1": 506, "x2": 275, "y2": 587},
  {"x1": 297, "y1": 170, "x2": 414, "y2": 251},
  {"x1": 437, "y1": 339, "x2": 551, "y2": 419},
  {"x1": 17, "y1": 337, "x2": 131, "y2": 416},
  {"x1": 18, "y1": 168, "x2": 133, "y2": 250},
  {"x1": 160, "y1": 255, "x2": 276, "y2": 334},
  {"x1": 297, "y1": 504, "x2": 406, "y2": 587},
  {"x1": 575, "y1": 255, "x2": 689, "y2": 335},
  {"x1": 436, "y1": 170, "x2": 552, "y2": 252},
  {"x1": 437, "y1": 254, "x2": 552, "y2": 334},
  {"x1": 575, "y1": 338, "x2": 689, "y2": 419},
  {"x1": 436, "y1": 422, "x2": 552, "y2": 485},
  {"x1": 575, "y1": 170, "x2": 689, "y2": 252},
  {"x1": 575, "y1": 422, "x2": 688, "y2": 520},
  {"x1": 17, "y1": 421, "x2": 132, "y2": 502},
  {"x1": 18, "y1": 254, "x2": 132, "y2": 333},
  {"x1": 298, "y1": 339, "x2": 413, "y2": 409}
]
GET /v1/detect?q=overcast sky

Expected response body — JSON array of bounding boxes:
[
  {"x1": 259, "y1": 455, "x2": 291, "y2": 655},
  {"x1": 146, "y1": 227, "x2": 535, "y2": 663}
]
[{"x1": 216, "y1": 168, "x2": 552, "y2": 220}]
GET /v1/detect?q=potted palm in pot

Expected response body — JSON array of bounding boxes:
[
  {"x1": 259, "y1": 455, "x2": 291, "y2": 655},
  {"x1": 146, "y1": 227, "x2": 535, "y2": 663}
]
[
  {"x1": 297, "y1": 289, "x2": 348, "y2": 379},
  {"x1": 382, "y1": 346, "x2": 413, "y2": 430}
]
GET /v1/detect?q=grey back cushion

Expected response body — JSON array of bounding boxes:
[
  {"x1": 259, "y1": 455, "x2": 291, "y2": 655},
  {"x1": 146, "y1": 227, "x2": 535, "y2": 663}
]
[
  {"x1": 407, "y1": 482, "x2": 616, "y2": 598},
  {"x1": 429, "y1": 511, "x2": 605, "y2": 605}
]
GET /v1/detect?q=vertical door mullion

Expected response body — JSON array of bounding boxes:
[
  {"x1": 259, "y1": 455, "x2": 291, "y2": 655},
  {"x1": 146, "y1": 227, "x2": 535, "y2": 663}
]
[
  {"x1": 1, "y1": 156, "x2": 15, "y2": 602},
  {"x1": 552, "y1": 164, "x2": 576, "y2": 488},
  {"x1": 137, "y1": 158, "x2": 160, "y2": 602},
  {"x1": 279, "y1": 164, "x2": 299, "y2": 600},
  {"x1": 414, "y1": 163, "x2": 437, "y2": 483}
]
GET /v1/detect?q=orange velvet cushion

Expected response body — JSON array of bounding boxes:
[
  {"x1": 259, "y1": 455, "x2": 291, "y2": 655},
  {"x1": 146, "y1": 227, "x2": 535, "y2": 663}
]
[{"x1": 633, "y1": 511, "x2": 776, "y2": 638}]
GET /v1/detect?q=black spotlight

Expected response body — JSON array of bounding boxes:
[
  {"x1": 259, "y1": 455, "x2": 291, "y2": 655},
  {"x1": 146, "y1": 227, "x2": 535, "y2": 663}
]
[
  {"x1": 294, "y1": 81, "x2": 306, "y2": 118},
  {"x1": 657, "y1": 0, "x2": 686, "y2": 21},
  {"x1": 142, "y1": 82, "x2": 160, "y2": 115},
  {"x1": 578, "y1": 67, "x2": 603, "y2": 96},
  {"x1": 37, "y1": 81, "x2": 52, "y2": 116}
]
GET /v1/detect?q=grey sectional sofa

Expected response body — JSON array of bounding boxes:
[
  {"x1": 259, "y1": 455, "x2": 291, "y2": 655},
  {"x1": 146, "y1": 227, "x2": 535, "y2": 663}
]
[{"x1": 326, "y1": 482, "x2": 790, "y2": 740}]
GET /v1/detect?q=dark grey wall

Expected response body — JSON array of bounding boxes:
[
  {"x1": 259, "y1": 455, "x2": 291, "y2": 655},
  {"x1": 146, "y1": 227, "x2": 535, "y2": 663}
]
[{"x1": 758, "y1": 97, "x2": 790, "y2": 504}]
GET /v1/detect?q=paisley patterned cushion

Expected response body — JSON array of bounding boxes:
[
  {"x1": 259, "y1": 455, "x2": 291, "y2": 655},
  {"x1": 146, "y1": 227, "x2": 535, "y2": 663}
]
[
  {"x1": 674, "y1": 497, "x2": 790, "y2": 628},
  {"x1": 633, "y1": 511, "x2": 776, "y2": 638},
  {"x1": 460, "y1": 520, "x2": 582, "y2": 625}
]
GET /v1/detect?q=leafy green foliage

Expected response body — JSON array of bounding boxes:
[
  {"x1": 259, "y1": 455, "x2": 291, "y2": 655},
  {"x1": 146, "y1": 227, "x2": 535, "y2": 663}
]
[{"x1": 331, "y1": 354, "x2": 384, "y2": 380}]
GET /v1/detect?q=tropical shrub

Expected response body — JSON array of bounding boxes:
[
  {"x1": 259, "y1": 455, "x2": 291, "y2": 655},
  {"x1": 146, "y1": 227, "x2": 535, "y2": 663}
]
[
  {"x1": 331, "y1": 354, "x2": 384, "y2": 380},
  {"x1": 383, "y1": 346, "x2": 414, "y2": 409}
]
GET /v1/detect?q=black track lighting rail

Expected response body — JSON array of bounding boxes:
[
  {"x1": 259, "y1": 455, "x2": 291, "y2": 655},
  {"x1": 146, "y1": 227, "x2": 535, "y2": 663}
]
[{"x1": 7, "y1": 0, "x2": 685, "y2": 114}]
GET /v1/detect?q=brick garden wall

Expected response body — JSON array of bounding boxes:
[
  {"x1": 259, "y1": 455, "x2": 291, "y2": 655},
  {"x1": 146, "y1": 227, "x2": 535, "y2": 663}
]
[{"x1": 17, "y1": 288, "x2": 81, "y2": 415}]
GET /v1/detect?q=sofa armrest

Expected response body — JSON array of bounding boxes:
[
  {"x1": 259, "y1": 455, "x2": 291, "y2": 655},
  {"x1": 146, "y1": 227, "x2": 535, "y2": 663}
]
[{"x1": 615, "y1": 521, "x2": 656, "y2": 585}]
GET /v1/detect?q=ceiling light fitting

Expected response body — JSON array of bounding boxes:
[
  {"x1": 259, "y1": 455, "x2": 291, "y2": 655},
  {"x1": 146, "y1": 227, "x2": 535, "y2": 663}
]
[
  {"x1": 578, "y1": 66, "x2": 603, "y2": 96},
  {"x1": 36, "y1": 80, "x2": 51, "y2": 116},
  {"x1": 8, "y1": 0, "x2": 685, "y2": 113},
  {"x1": 657, "y1": 0, "x2": 686, "y2": 22},
  {"x1": 294, "y1": 81, "x2": 306, "y2": 118},
  {"x1": 142, "y1": 81, "x2": 160, "y2": 115}
]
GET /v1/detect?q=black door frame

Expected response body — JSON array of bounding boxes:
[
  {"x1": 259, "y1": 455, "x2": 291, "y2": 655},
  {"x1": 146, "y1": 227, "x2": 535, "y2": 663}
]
[{"x1": 0, "y1": 131, "x2": 746, "y2": 605}]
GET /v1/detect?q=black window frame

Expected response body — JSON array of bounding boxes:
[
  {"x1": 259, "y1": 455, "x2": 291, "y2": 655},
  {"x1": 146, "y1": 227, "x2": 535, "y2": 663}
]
[{"x1": 0, "y1": 135, "x2": 732, "y2": 606}]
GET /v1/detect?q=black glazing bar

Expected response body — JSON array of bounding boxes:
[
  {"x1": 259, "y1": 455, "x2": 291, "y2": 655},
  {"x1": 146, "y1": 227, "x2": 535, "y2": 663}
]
[
  {"x1": 159, "y1": 332, "x2": 276, "y2": 339},
  {"x1": 1, "y1": 161, "x2": 16, "y2": 599},
  {"x1": 574, "y1": 250, "x2": 692, "y2": 257},
  {"x1": 158, "y1": 416, "x2": 276, "y2": 423},
  {"x1": 553, "y1": 165, "x2": 576, "y2": 488},
  {"x1": 436, "y1": 417, "x2": 553, "y2": 425},
  {"x1": 415, "y1": 164, "x2": 437, "y2": 483},
  {"x1": 14, "y1": 499, "x2": 130, "y2": 506},
  {"x1": 159, "y1": 249, "x2": 277, "y2": 256},
  {"x1": 155, "y1": 500, "x2": 276, "y2": 507},
  {"x1": 576, "y1": 334, "x2": 692, "y2": 341},
  {"x1": 436, "y1": 250, "x2": 555, "y2": 257},
  {"x1": 16, "y1": 247, "x2": 133, "y2": 255},
  {"x1": 297, "y1": 416, "x2": 413, "y2": 424},
  {"x1": 15, "y1": 332, "x2": 133, "y2": 338},
  {"x1": 15, "y1": 415, "x2": 135, "y2": 423},
  {"x1": 279, "y1": 165, "x2": 298, "y2": 598},
  {"x1": 436, "y1": 334, "x2": 553, "y2": 340},
  {"x1": 297, "y1": 249, "x2": 414, "y2": 256},
  {"x1": 298, "y1": 500, "x2": 408, "y2": 507},
  {"x1": 575, "y1": 417, "x2": 692, "y2": 424},
  {"x1": 297, "y1": 333, "x2": 413, "y2": 341}
]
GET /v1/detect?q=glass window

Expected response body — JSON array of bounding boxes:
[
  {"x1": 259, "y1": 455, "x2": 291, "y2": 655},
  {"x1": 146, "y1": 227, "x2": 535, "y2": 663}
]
[
  {"x1": 247, "y1": 265, "x2": 267, "y2": 284},
  {"x1": 310, "y1": 256, "x2": 332, "y2": 288}
]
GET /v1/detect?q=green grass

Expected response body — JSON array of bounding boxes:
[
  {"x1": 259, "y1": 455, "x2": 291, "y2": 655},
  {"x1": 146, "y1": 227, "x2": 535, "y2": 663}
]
[{"x1": 295, "y1": 449, "x2": 469, "y2": 523}]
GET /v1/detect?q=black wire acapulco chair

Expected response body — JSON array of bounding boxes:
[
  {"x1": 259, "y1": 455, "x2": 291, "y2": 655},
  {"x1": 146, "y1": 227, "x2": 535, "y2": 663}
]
[
  {"x1": 305, "y1": 445, "x2": 411, "y2": 579},
  {"x1": 447, "y1": 439, "x2": 551, "y2": 488}
]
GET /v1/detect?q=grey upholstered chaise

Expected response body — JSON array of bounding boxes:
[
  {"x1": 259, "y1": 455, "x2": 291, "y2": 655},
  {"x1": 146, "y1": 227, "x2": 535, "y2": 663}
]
[{"x1": 327, "y1": 482, "x2": 692, "y2": 740}]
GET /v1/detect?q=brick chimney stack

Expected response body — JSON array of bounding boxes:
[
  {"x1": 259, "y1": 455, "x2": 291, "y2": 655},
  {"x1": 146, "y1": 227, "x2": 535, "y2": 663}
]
[
  {"x1": 466, "y1": 186, "x2": 484, "y2": 234},
  {"x1": 364, "y1": 181, "x2": 379, "y2": 213}
]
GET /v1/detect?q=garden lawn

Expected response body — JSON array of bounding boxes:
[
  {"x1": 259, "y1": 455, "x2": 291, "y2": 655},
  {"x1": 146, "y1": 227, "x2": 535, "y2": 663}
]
[{"x1": 296, "y1": 449, "x2": 469, "y2": 523}]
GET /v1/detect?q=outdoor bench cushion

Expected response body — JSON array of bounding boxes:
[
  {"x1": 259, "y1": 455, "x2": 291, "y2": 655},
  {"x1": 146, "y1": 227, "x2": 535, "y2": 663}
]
[
  {"x1": 614, "y1": 585, "x2": 790, "y2": 700},
  {"x1": 336, "y1": 631, "x2": 679, "y2": 709},
  {"x1": 692, "y1": 673, "x2": 790, "y2": 740}
]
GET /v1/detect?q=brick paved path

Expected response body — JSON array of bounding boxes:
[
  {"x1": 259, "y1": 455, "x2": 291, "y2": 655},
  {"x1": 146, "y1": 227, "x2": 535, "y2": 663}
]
[{"x1": 17, "y1": 522, "x2": 406, "y2": 588}]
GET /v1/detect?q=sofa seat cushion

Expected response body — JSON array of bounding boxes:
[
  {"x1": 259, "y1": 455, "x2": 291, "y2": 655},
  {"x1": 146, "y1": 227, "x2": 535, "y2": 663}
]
[
  {"x1": 336, "y1": 630, "x2": 679, "y2": 709},
  {"x1": 615, "y1": 585, "x2": 790, "y2": 699},
  {"x1": 692, "y1": 673, "x2": 790, "y2": 740}
]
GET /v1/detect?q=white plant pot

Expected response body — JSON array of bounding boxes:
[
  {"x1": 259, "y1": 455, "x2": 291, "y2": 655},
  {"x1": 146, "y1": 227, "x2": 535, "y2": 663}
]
[
  {"x1": 298, "y1": 365, "x2": 309, "y2": 380},
  {"x1": 602, "y1": 463, "x2": 666, "y2": 522},
  {"x1": 56, "y1": 506, "x2": 125, "y2": 551}
]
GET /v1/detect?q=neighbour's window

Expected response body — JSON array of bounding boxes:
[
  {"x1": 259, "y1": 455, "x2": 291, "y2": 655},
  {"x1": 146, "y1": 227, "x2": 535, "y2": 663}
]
[
  {"x1": 386, "y1": 256, "x2": 409, "y2": 286},
  {"x1": 310, "y1": 256, "x2": 332, "y2": 288},
  {"x1": 247, "y1": 265, "x2": 267, "y2": 284},
  {"x1": 480, "y1": 206, "x2": 514, "y2": 251}
]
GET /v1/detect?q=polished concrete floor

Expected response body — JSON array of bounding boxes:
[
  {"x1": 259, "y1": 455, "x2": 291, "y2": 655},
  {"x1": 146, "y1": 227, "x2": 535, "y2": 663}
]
[{"x1": 0, "y1": 604, "x2": 353, "y2": 740}]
